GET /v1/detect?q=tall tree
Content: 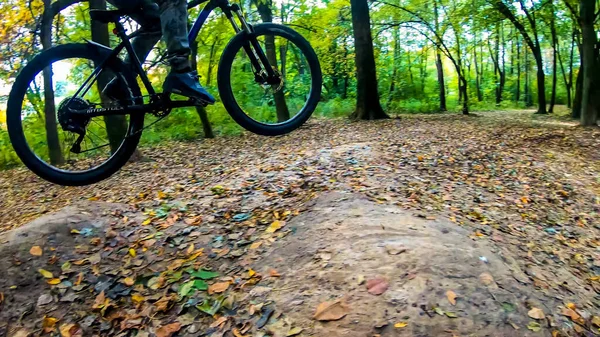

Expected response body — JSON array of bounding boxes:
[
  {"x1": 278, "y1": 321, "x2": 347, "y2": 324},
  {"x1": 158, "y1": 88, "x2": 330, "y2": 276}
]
[
  {"x1": 254, "y1": 0, "x2": 291, "y2": 122},
  {"x1": 41, "y1": 0, "x2": 64, "y2": 165},
  {"x1": 350, "y1": 0, "x2": 388, "y2": 119},
  {"x1": 494, "y1": 0, "x2": 547, "y2": 114},
  {"x1": 433, "y1": 0, "x2": 447, "y2": 111},
  {"x1": 89, "y1": 0, "x2": 130, "y2": 153},
  {"x1": 578, "y1": 0, "x2": 599, "y2": 125}
]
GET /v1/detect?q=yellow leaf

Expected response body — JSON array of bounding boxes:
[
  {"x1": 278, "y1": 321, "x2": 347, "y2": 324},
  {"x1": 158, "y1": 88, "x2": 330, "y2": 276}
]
[
  {"x1": 131, "y1": 293, "x2": 145, "y2": 304},
  {"x1": 249, "y1": 241, "x2": 262, "y2": 250},
  {"x1": 59, "y1": 323, "x2": 80, "y2": 337},
  {"x1": 592, "y1": 316, "x2": 600, "y2": 327},
  {"x1": 266, "y1": 220, "x2": 284, "y2": 233},
  {"x1": 122, "y1": 277, "x2": 135, "y2": 286},
  {"x1": 248, "y1": 269, "x2": 256, "y2": 277},
  {"x1": 394, "y1": 322, "x2": 408, "y2": 328},
  {"x1": 70, "y1": 229, "x2": 80, "y2": 234},
  {"x1": 39, "y1": 269, "x2": 54, "y2": 279},
  {"x1": 30, "y1": 246, "x2": 43, "y2": 256},
  {"x1": 43, "y1": 316, "x2": 59, "y2": 333},
  {"x1": 75, "y1": 273, "x2": 84, "y2": 286},
  {"x1": 129, "y1": 248, "x2": 137, "y2": 257},
  {"x1": 47, "y1": 278, "x2": 61, "y2": 285},
  {"x1": 446, "y1": 290, "x2": 457, "y2": 305},
  {"x1": 142, "y1": 218, "x2": 152, "y2": 226},
  {"x1": 528, "y1": 307, "x2": 545, "y2": 320},
  {"x1": 186, "y1": 243, "x2": 195, "y2": 256}
]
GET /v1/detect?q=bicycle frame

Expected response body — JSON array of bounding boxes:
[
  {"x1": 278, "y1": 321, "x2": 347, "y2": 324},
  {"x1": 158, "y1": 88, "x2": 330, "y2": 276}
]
[{"x1": 70, "y1": 0, "x2": 276, "y2": 118}]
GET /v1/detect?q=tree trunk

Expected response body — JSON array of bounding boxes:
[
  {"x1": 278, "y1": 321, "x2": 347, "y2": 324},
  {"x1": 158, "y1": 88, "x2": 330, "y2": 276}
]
[
  {"x1": 548, "y1": 7, "x2": 558, "y2": 113},
  {"x1": 515, "y1": 34, "x2": 521, "y2": 102},
  {"x1": 41, "y1": 0, "x2": 63, "y2": 165},
  {"x1": 573, "y1": 64, "x2": 583, "y2": 119},
  {"x1": 525, "y1": 50, "x2": 533, "y2": 107},
  {"x1": 474, "y1": 34, "x2": 483, "y2": 102},
  {"x1": 90, "y1": 0, "x2": 131, "y2": 154},
  {"x1": 387, "y1": 25, "x2": 399, "y2": 107},
  {"x1": 191, "y1": 38, "x2": 215, "y2": 138},
  {"x1": 436, "y1": 52, "x2": 447, "y2": 111},
  {"x1": 579, "y1": 0, "x2": 599, "y2": 126},
  {"x1": 533, "y1": 48, "x2": 547, "y2": 114},
  {"x1": 349, "y1": 0, "x2": 388, "y2": 120},
  {"x1": 255, "y1": 0, "x2": 290, "y2": 122},
  {"x1": 433, "y1": 0, "x2": 447, "y2": 110}
]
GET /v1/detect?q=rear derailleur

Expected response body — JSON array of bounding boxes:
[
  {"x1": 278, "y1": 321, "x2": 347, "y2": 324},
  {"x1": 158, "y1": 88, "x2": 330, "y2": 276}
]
[{"x1": 57, "y1": 97, "x2": 91, "y2": 154}]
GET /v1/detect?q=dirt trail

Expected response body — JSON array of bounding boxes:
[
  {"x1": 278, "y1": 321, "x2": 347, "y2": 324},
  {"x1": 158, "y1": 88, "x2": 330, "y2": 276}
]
[{"x1": 1, "y1": 113, "x2": 600, "y2": 336}]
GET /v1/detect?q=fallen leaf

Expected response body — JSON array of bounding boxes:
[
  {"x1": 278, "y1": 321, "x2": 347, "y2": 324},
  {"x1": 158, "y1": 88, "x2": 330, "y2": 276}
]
[
  {"x1": 59, "y1": 323, "x2": 81, "y2": 337},
  {"x1": 131, "y1": 293, "x2": 145, "y2": 304},
  {"x1": 394, "y1": 322, "x2": 408, "y2": 328},
  {"x1": 186, "y1": 243, "x2": 195, "y2": 255},
  {"x1": 47, "y1": 278, "x2": 61, "y2": 285},
  {"x1": 561, "y1": 308, "x2": 580, "y2": 321},
  {"x1": 266, "y1": 220, "x2": 284, "y2": 233},
  {"x1": 479, "y1": 272, "x2": 495, "y2": 285},
  {"x1": 156, "y1": 322, "x2": 181, "y2": 337},
  {"x1": 366, "y1": 278, "x2": 388, "y2": 295},
  {"x1": 527, "y1": 321, "x2": 541, "y2": 332},
  {"x1": 357, "y1": 275, "x2": 365, "y2": 285},
  {"x1": 208, "y1": 282, "x2": 229, "y2": 294},
  {"x1": 250, "y1": 241, "x2": 262, "y2": 250},
  {"x1": 446, "y1": 290, "x2": 457, "y2": 305},
  {"x1": 269, "y1": 269, "x2": 281, "y2": 277},
  {"x1": 313, "y1": 299, "x2": 349, "y2": 321},
  {"x1": 39, "y1": 269, "x2": 53, "y2": 279},
  {"x1": 122, "y1": 277, "x2": 135, "y2": 286},
  {"x1": 592, "y1": 316, "x2": 600, "y2": 327},
  {"x1": 248, "y1": 269, "x2": 256, "y2": 277},
  {"x1": 42, "y1": 316, "x2": 59, "y2": 333},
  {"x1": 129, "y1": 248, "x2": 136, "y2": 257},
  {"x1": 445, "y1": 312, "x2": 458, "y2": 318},
  {"x1": 11, "y1": 329, "x2": 30, "y2": 337},
  {"x1": 528, "y1": 307, "x2": 545, "y2": 320},
  {"x1": 287, "y1": 327, "x2": 303, "y2": 336},
  {"x1": 210, "y1": 316, "x2": 228, "y2": 328},
  {"x1": 30, "y1": 246, "x2": 43, "y2": 256}
]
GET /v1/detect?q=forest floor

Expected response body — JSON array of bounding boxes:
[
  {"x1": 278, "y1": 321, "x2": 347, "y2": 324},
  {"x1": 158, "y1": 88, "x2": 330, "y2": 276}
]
[{"x1": 1, "y1": 110, "x2": 600, "y2": 337}]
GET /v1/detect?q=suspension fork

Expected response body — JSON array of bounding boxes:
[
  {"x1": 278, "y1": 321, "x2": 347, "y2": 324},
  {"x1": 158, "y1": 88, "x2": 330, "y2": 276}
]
[{"x1": 223, "y1": 3, "x2": 277, "y2": 79}]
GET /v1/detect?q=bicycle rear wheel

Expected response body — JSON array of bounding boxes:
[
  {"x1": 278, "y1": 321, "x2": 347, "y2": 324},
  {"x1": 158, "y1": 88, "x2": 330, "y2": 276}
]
[
  {"x1": 218, "y1": 23, "x2": 322, "y2": 136},
  {"x1": 7, "y1": 43, "x2": 144, "y2": 186}
]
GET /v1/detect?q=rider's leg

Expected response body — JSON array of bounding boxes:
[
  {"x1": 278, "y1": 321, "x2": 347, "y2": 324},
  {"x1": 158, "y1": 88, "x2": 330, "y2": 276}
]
[
  {"x1": 156, "y1": 0, "x2": 215, "y2": 103},
  {"x1": 104, "y1": 0, "x2": 214, "y2": 104},
  {"x1": 103, "y1": 0, "x2": 162, "y2": 101}
]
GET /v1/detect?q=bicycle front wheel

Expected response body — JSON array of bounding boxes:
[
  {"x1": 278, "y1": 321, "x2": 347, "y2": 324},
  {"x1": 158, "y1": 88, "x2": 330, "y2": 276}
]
[
  {"x1": 218, "y1": 23, "x2": 322, "y2": 136},
  {"x1": 6, "y1": 43, "x2": 144, "y2": 186}
]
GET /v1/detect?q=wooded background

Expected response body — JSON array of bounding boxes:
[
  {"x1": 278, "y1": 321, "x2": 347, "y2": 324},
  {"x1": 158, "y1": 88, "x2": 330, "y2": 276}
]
[{"x1": 0, "y1": 0, "x2": 597, "y2": 168}]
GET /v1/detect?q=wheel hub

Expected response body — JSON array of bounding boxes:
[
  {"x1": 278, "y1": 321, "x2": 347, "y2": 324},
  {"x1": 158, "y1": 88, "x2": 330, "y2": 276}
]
[{"x1": 58, "y1": 97, "x2": 91, "y2": 134}]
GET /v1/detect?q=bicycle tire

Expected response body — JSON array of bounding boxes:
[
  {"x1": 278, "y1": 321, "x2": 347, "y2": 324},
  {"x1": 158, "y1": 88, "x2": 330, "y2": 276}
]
[
  {"x1": 7, "y1": 43, "x2": 144, "y2": 186},
  {"x1": 217, "y1": 23, "x2": 322, "y2": 136}
]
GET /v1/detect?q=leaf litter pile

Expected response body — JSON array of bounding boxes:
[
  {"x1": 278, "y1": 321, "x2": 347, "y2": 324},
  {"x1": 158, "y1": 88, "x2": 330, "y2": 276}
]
[{"x1": 1, "y1": 111, "x2": 600, "y2": 336}]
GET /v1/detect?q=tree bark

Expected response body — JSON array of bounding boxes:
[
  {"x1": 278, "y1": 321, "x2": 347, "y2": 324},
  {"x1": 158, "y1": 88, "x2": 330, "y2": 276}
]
[
  {"x1": 41, "y1": 0, "x2": 64, "y2": 165},
  {"x1": 433, "y1": 0, "x2": 447, "y2": 110},
  {"x1": 350, "y1": 0, "x2": 388, "y2": 120},
  {"x1": 515, "y1": 34, "x2": 521, "y2": 102},
  {"x1": 548, "y1": 4, "x2": 558, "y2": 113},
  {"x1": 255, "y1": 0, "x2": 290, "y2": 122},
  {"x1": 89, "y1": 0, "x2": 131, "y2": 154},
  {"x1": 579, "y1": 0, "x2": 599, "y2": 125}
]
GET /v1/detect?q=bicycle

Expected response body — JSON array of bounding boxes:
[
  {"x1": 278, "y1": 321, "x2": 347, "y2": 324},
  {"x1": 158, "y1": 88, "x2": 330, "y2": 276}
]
[{"x1": 6, "y1": 0, "x2": 322, "y2": 186}]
